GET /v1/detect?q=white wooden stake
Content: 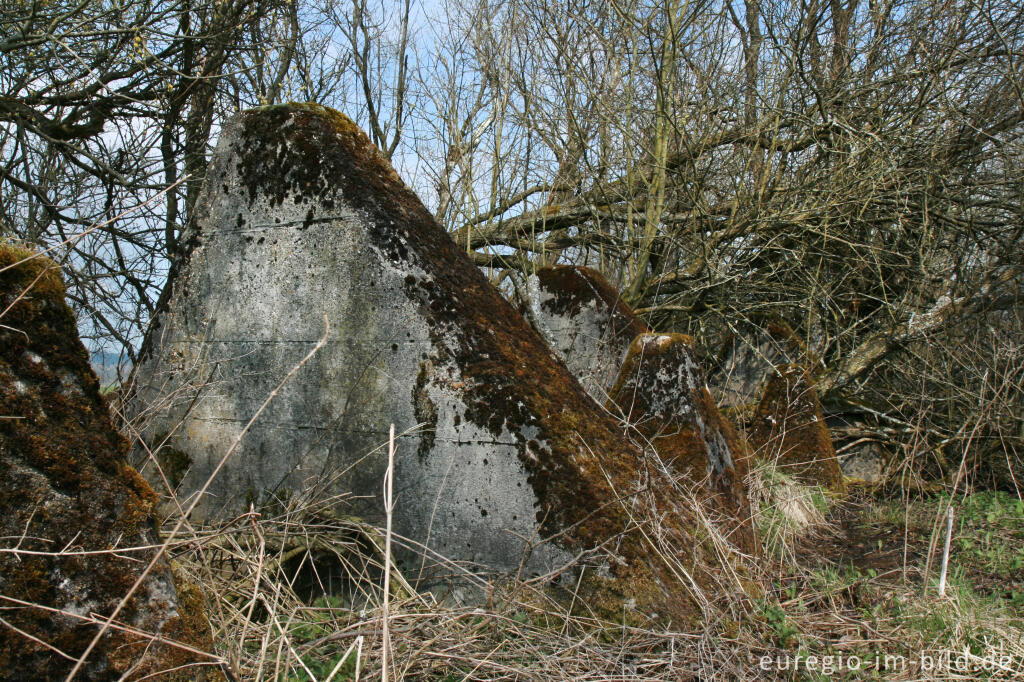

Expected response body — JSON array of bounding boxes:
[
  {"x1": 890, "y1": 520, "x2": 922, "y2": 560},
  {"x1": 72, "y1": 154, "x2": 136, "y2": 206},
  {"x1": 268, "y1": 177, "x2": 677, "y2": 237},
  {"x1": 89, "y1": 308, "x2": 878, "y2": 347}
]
[{"x1": 937, "y1": 505, "x2": 954, "y2": 597}]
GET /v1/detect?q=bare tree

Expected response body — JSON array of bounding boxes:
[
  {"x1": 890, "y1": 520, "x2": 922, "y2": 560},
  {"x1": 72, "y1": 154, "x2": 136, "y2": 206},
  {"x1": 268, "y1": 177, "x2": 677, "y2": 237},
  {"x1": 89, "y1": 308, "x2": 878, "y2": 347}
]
[
  {"x1": 0, "y1": 0, "x2": 267, "y2": 360},
  {"x1": 1, "y1": 0, "x2": 420, "y2": 366},
  {"x1": 420, "y1": 0, "x2": 1024, "y2": 486},
  {"x1": 2, "y1": 0, "x2": 1020, "y2": 485}
]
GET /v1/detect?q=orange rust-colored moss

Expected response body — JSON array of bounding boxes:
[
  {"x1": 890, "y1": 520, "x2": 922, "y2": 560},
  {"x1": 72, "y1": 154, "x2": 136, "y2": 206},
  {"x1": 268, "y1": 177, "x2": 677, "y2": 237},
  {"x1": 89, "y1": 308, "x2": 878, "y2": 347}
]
[
  {"x1": 749, "y1": 364, "x2": 846, "y2": 492},
  {"x1": 0, "y1": 246, "x2": 221, "y2": 680},
  {"x1": 607, "y1": 333, "x2": 758, "y2": 554},
  {"x1": 714, "y1": 314, "x2": 813, "y2": 379},
  {"x1": 226, "y1": 104, "x2": 721, "y2": 623},
  {"x1": 753, "y1": 314, "x2": 805, "y2": 351},
  {"x1": 107, "y1": 563, "x2": 224, "y2": 682},
  {"x1": 577, "y1": 557, "x2": 690, "y2": 625},
  {"x1": 0, "y1": 243, "x2": 67, "y2": 299}
]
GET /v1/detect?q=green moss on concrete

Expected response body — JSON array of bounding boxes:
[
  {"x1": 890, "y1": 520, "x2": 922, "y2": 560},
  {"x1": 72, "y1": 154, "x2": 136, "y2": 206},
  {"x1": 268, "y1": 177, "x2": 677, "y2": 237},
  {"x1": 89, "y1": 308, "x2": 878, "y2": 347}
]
[
  {"x1": 0, "y1": 245, "x2": 221, "y2": 680},
  {"x1": 607, "y1": 333, "x2": 758, "y2": 555},
  {"x1": 160, "y1": 447, "x2": 192, "y2": 492},
  {"x1": 750, "y1": 364, "x2": 846, "y2": 493},
  {"x1": 141, "y1": 431, "x2": 194, "y2": 493},
  {"x1": 413, "y1": 360, "x2": 438, "y2": 462}
]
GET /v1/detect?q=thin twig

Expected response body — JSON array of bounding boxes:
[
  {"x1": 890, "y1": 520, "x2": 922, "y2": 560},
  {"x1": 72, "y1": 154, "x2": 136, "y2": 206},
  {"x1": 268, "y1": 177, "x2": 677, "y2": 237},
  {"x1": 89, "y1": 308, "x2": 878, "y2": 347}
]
[
  {"x1": 381, "y1": 423, "x2": 395, "y2": 682},
  {"x1": 937, "y1": 505, "x2": 954, "y2": 598}
]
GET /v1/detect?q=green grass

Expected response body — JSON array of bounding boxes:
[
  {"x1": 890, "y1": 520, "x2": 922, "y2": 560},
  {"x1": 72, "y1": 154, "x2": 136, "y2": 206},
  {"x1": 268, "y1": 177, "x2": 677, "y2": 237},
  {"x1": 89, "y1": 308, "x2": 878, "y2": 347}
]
[
  {"x1": 751, "y1": 464, "x2": 831, "y2": 560},
  {"x1": 863, "y1": 489, "x2": 1024, "y2": 590},
  {"x1": 747, "y1": 488, "x2": 1024, "y2": 679},
  {"x1": 952, "y1": 491, "x2": 1024, "y2": 578}
]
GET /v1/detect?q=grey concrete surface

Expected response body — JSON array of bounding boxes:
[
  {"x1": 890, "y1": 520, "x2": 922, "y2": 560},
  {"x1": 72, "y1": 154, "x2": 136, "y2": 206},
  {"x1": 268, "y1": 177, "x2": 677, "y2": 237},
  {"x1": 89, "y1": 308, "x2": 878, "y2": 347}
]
[{"x1": 522, "y1": 266, "x2": 648, "y2": 401}]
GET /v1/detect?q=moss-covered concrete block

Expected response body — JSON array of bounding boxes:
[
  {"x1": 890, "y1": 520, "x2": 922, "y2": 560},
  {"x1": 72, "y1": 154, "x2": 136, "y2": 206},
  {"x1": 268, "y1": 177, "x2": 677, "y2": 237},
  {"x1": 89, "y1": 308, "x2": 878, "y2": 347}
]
[
  {"x1": 749, "y1": 364, "x2": 846, "y2": 492},
  {"x1": 523, "y1": 265, "x2": 648, "y2": 401},
  {"x1": 607, "y1": 333, "x2": 757, "y2": 553},
  {"x1": 0, "y1": 245, "x2": 221, "y2": 681},
  {"x1": 709, "y1": 316, "x2": 809, "y2": 411},
  {"x1": 127, "y1": 104, "x2": 730, "y2": 621}
]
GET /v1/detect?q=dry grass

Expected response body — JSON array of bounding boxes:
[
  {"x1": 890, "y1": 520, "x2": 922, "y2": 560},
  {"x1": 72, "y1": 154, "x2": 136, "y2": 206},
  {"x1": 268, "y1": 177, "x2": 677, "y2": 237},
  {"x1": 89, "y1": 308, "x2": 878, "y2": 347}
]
[
  {"x1": 108, "y1": 422, "x2": 1024, "y2": 681},
  {"x1": 6, "y1": 432, "x2": 1023, "y2": 680},
  {"x1": 156, "y1": 457, "x2": 1024, "y2": 681},
  {"x1": 746, "y1": 462, "x2": 831, "y2": 564},
  {"x1": 163, "y1": 460, "x2": 775, "y2": 681},
  {"x1": 7, "y1": 361, "x2": 1023, "y2": 680}
]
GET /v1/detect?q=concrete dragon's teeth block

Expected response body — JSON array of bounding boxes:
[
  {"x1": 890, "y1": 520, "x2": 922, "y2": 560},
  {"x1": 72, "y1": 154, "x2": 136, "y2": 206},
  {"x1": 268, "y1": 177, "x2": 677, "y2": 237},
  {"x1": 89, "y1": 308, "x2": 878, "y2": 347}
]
[
  {"x1": 607, "y1": 332, "x2": 758, "y2": 553},
  {"x1": 127, "y1": 104, "x2": 726, "y2": 621},
  {"x1": 523, "y1": 265, "x2": 648, "y2": 401},
  {"x1": 0, "y1": 245, "x2": 220, "y2": 681}
]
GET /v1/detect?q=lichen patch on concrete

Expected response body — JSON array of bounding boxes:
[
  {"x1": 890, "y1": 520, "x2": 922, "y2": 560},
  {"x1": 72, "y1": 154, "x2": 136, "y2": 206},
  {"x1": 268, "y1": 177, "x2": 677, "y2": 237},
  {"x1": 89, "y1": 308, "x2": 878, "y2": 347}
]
[
  {"x1": 523, "y1": 265, "x2": 649, "y2": 400},
  {"x1": 608, "y1": 333, "x2": 758, "y2": 554}
]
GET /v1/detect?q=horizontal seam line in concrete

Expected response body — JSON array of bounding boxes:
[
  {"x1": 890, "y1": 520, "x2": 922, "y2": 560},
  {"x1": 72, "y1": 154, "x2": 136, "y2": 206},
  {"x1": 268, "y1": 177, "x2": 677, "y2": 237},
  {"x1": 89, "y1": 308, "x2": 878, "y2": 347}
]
[
  {"x1": 181, "y1": 418, "x2": 517, "y2": 444},
  {"x1": 209, "y1": 216, "x2": 354, "y2": 234}
]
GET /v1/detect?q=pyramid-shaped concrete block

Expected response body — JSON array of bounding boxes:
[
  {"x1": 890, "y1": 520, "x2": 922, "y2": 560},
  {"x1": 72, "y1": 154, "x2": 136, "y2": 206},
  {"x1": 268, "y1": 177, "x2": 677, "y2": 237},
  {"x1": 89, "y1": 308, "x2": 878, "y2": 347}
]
[
  {"x1": 607, "y1": 333, "x2": 757, "y2": 552},
  {"x1": 710, "y1": 316, "x2": 808, "y2": 410},
  {"x1": 750, "y1": 364, "x2": 846, "y2": 492},
  {"x1": 523, "y1": 265, "x2": 648, "y2": 400},
  {"x1": 128, "y1": 104, "x2": 720, "y2": 619}
]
